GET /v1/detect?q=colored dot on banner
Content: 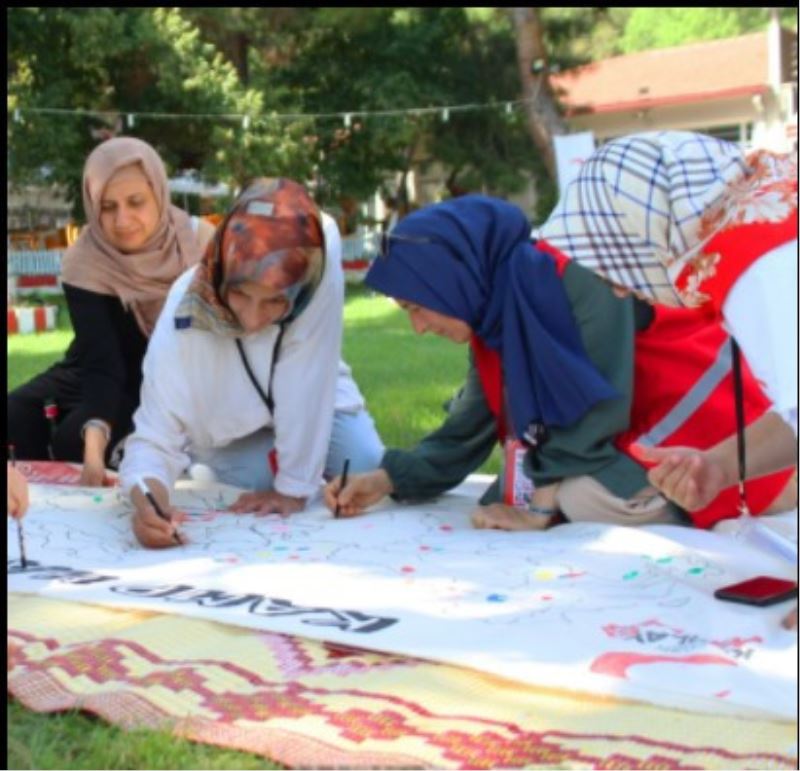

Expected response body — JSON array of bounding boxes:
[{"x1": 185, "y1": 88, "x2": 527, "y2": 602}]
[
  {"x1": 419, "y1": 545, "x2": 431, "y2": 551},
  {"x1": 657, "y1": 557, "x2": 673, "y2": 564},
  {"x1": 486, "y1": 593, "x2": 507, "y2": 602},
  {"x1": 401, "y1": 565, "x2": 415, "y2": 574},
  {"x1": 687, "y1": 567, "x2": 705, "y2": 575},
  {"x1": 92, "y1": 495, "x2": 103, "y2": 503},
  {"x1": 439, "y1": 525, "x2": 453, "y2": 532},
  {"x1": 274, "y1": 545, "x2": 289, "y2": 551},
  {"x1": 622, "y1": 571, "x2": 639, "y2": 580},
  {"x1": 534, "y1": 569, "x2": 555, "y2": 581}
]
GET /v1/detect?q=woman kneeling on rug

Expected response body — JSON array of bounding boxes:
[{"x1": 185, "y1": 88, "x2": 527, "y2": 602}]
[
  {"x1": 324, "y1": 195, "x2": 795, "y2": 531},
  {"x1": 120, "y1": 178, "x2": 383, "y2": 548}
]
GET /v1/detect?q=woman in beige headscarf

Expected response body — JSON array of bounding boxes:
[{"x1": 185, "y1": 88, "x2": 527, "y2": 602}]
[{"x1": 7, "y1": 137, "x2": 215, "y2": 485}]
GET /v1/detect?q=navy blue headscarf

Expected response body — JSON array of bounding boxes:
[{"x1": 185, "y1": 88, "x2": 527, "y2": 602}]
[{"x1": 365, "y1": 195, "x2": 619, "y2": 440}]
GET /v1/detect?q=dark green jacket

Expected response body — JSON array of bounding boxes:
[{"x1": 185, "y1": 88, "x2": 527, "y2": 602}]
[{"x1": 382, "y1": 261, "x2": 652, "y2": 503}]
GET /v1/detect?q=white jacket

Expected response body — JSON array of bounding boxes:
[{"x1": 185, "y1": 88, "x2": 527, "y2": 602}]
[{"x1": 119, "y1": 213, "x2": 365, "y2": 498}]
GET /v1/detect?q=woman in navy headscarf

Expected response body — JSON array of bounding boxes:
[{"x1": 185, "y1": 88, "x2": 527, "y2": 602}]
[
  {"x1": 325, "y1": 194, "x2": 670, "y2": 529},
  {"x1": 324, "y1": 195, "x2": 792, "y2": 529}
]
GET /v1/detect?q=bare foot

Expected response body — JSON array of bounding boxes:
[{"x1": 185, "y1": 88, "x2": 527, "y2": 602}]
[{"x1": 471, "y1": 503, "x2": 555, "y2": 531}]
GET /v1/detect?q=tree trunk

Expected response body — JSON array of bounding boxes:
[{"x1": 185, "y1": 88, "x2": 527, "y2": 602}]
[{"x1": 509, "y1": 7, "x2": 568, "y2": 180}]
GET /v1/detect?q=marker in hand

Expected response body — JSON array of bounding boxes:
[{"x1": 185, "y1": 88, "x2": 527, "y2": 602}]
[
  {"x1": 334, "y1": 458, "x2": 350, "y2": 519},
  {"x1": 136, "y1": 477, "x2": 182, "y2": 545}
]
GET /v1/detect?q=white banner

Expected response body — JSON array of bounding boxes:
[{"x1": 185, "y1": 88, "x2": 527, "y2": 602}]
[{"x1": 8, "y1": 479, "x2": 797, "y2": 720}]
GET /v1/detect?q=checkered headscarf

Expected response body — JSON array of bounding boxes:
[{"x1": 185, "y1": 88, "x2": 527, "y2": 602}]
[{"x1": 538, "y1": 131, "x2": 750, "y2": 306}]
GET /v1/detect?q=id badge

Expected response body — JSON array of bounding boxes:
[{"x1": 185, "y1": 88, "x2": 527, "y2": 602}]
[{"x1": 503, "y1": 438, "x2": 535, "y2": 507}]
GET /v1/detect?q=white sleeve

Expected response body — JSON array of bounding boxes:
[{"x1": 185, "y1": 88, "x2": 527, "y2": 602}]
[
  {"x1": 118, "y1": 314, "x2": 193, "y2": 497},
  {"x1": 270, "y1": 215, "x2": 344, "y2": 497},
  {"x1": 722, "y1": 240, "x2": 798, "y2": 436}
]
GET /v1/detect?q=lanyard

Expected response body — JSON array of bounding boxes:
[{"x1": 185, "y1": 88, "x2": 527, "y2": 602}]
[
  {"x1": 731, "y1": 338, "x2": 750, "y2": 517},
  {"x1": 235, "y1": 322, "x2": 287, "y2": 415}
]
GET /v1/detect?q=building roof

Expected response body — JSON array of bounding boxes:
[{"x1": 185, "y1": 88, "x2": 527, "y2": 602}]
[{"x1": 551, "y1": 31, "x2": 794, "y2": 116}]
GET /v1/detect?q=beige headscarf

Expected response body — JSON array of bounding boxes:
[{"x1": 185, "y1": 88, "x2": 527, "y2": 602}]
[{"x1": 60, "y1": 137, "x2": 200, "y2": 336}]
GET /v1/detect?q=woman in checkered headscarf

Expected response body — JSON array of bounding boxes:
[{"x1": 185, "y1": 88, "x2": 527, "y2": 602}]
[{"x1": 539, "y1": 131, "x2": 797, "y2": 529}]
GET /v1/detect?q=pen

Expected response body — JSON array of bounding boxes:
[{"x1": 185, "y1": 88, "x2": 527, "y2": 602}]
[
  {"x1": 136, "y1": 477, "x2": 182, "y2": 545},
  {"x1": 9, "y1": 444, "x2": 27, "y2": 569},
  {"x1": 334, "y1": 458, "x2": 350, "y2": 519}
]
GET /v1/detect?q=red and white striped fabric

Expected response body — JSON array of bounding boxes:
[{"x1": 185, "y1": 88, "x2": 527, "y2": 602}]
[{"x1": 7, "y1": 305, "x2": 57, "y2": 335}]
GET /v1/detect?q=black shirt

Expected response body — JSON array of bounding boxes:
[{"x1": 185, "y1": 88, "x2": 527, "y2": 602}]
[{"x1": 57, "y1": 282, "x2": 149, "y2": 425}]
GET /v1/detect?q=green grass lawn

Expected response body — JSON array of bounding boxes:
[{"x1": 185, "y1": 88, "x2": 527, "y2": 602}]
[{"x1": 7, "y1": 285, "x2": 500, "y2": 770}]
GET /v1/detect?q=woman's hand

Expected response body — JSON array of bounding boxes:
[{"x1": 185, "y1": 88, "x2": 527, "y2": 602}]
[
  {"x1": 8, "y1": 465, "x2": 30, "y2": 520},
  {"x1": 79, "y1": 460, "x2": 109, "y2": 487},
  {"x1": 630, "y1": 443, "x2": 731, "y2": 512},
  {"x1": 229, "y1": 490, "x2": 306, "y2": 516},
  {"x1": 82, "y1": 421, "x2": 110, "y2": 487},
  {"x1": 324, "y1": 469, "x2": 393, "y2": 518},
  {"x1": 131, "y1": 480, "x2": 184, "y2": 549}
]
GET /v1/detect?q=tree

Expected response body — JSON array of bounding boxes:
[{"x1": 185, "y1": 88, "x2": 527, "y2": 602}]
[
  {"x1": 620, "y1": 7, "x2": 797, "y2": 53},
  {"x1": 7, "y1": 8, "x2": 311, "y2": 216},
  {"x1": 508, "y1": 8, "x2": 568, "y2": 185}
]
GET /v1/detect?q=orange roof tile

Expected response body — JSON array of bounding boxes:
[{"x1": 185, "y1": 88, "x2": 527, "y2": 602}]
[{"x1": 551, "y1": 32, "x2": 773, "y2": 115}]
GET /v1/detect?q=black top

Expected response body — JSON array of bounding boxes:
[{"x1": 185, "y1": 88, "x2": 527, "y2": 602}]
[{"x1": 56, "y1": 282, "x2": 149, "y2": 426}]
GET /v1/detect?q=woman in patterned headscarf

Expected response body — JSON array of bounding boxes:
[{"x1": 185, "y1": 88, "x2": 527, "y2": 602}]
[
  {"x1": 7, "y1": 137, "x2": 215, "y2": 485},
  {"x1": 119, "y1": 178, "x2": 384, "y2": 549},
  {"x1": 539, "y1": 131, "x2": 797, "y2": 522}
]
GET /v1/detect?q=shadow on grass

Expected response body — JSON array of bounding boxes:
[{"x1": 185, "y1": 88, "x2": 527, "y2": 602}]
[{"x1": 7, "y1": 350, "x2": 64, "y2": 392}]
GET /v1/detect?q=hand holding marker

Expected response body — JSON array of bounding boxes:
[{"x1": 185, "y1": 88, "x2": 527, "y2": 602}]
[
  {"x1": 136, "y1": 477, "x2": 183, "y2": 545},
  {"x1": 334, "y1": 458, "x2": 350, "y2": 519}
]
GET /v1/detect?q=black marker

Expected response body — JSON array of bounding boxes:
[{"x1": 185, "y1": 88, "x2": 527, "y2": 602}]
[
  {"x1": 9, "y1": 444, "x2": 27, "y2": 569},
  {"x1": 136, "y1": 477, "x2": 182, "y2": 545},
  {"x1": 334, "y1": 458, "x2": 350, "y2": 519}
]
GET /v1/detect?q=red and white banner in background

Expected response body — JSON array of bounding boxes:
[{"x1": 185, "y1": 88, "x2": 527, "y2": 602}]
[{"x1": 7, "y1": 305, "x2": 57, "y2": 335}]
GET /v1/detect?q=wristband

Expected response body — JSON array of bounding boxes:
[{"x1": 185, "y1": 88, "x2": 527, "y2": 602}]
[
  {"x1": 81, "y1": 419, "x2": 111, "y2": 442},
  {"x1": 527, "y1": 503, "x2": 558, "y2": 517}
]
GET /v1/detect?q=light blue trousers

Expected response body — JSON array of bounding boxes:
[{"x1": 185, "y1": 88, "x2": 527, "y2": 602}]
[{"x1": 189, "y1": 408, "x2": 385, "y2": 492}]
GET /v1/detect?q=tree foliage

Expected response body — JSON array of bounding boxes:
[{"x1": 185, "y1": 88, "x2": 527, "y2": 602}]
[
  {"x1": 7, "y1": 7, "x2": 792, "y2": 223},
  {"x1": 620, "y1": 7, "x2": 796, "y2": 53}
]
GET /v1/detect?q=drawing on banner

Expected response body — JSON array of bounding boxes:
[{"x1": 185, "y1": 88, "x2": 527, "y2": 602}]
[{"x1": 7, "y1": 482, "x2": 797, "y2": 720}]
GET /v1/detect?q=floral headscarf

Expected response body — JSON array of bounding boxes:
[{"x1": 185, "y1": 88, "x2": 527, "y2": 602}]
[{"x1": 175, "y1": 178, "x2": 325, "y2": 336}]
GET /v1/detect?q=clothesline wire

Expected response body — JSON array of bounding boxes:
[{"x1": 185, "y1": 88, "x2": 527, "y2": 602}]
[{"x1": 10, "y1": 96, "x2": 538, "y2": 124}]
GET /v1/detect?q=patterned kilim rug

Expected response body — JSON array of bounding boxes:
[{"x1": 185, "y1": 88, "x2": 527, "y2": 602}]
[{"x1": 8, "y1": 593, "x2": 798, "y2": 770}]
